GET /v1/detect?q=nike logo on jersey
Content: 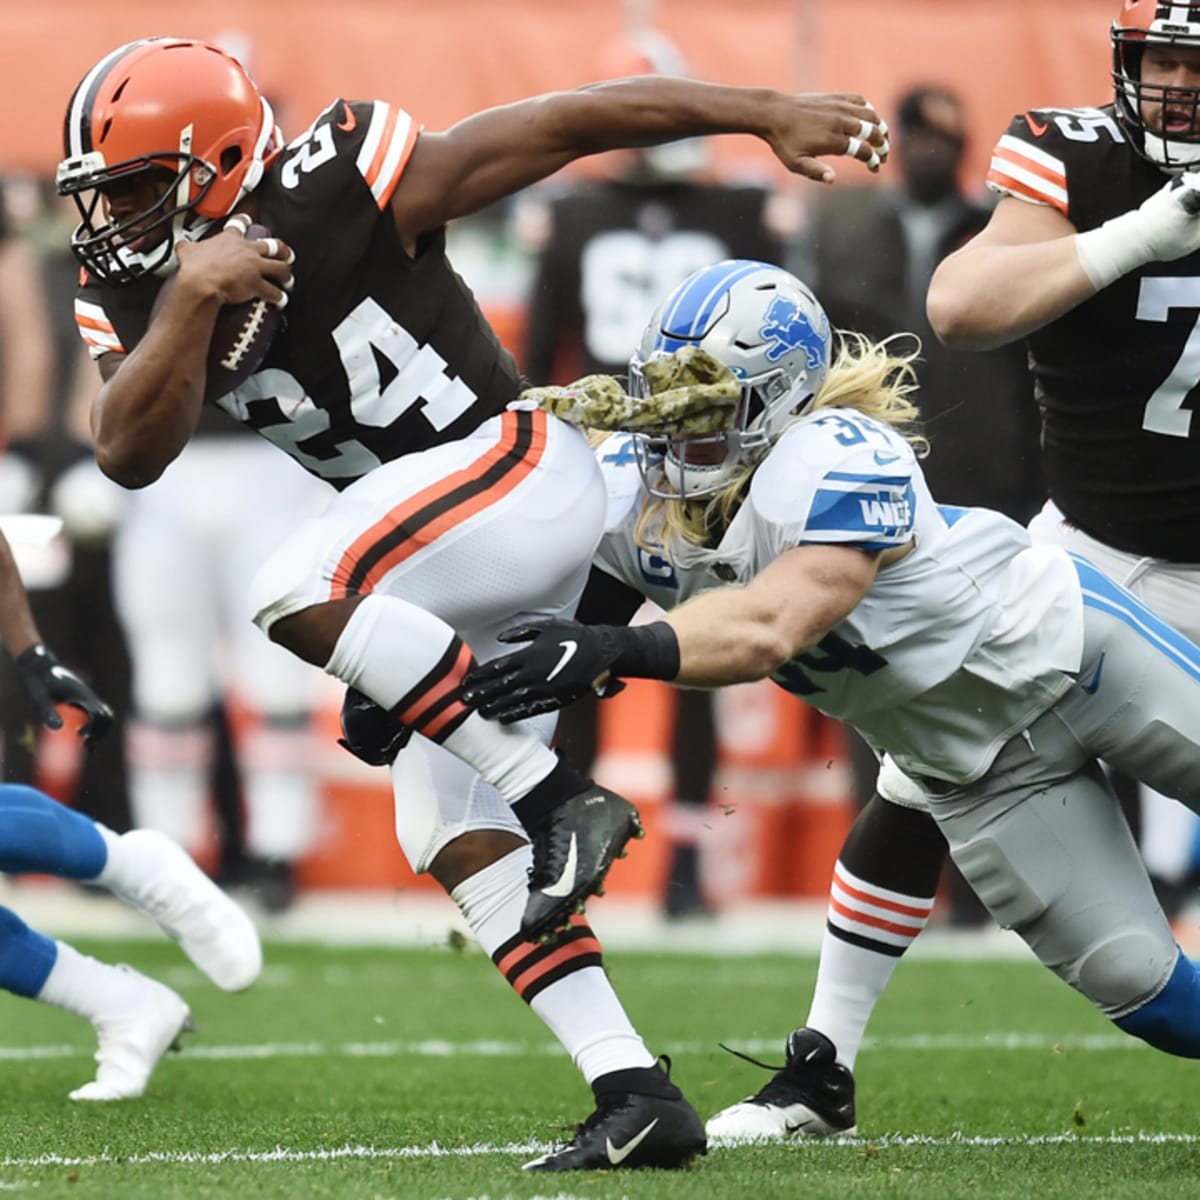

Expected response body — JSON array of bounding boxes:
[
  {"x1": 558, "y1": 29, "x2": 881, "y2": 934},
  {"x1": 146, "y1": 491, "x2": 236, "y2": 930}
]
[
  {"x1": 546, "y1": 640, "x2": 579, "y2": 682},
  {"x1": 1079, "y1": 652, "x2": 1105, "y2": 695},
  {"x1": 606, "y1": 1118, "x2": 660, "y2": 1165},
  {"x1": 873, "y1": 451, "x2": 902, "y2": 465},
  {"x1": 337, "y1": 102, "x2": 357, "y2": 132},
  {"x1": 1024, "y1": 113, "x2": 1049, "y2": 137},
  {"x1": 539, "y1": 834, "x2": 578, "y2": 898}
]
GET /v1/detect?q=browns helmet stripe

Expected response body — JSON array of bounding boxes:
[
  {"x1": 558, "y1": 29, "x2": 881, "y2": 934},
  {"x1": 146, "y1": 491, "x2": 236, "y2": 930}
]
[{"x1": 63, "y1": 38, "x2": 159, "y2": 158}]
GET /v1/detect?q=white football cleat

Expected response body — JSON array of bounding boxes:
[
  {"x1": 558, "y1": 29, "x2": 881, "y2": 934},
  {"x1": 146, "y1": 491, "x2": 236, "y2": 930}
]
[
  {"x1": 108, "y1": 829, "x2": 262, "y2": 992},
  {"x1": 706, "y1": 1028, "x2": 857, "y2": 1144},
  {"x1": 69, "y1": 968, "x2": 193, "y2": 1102}
]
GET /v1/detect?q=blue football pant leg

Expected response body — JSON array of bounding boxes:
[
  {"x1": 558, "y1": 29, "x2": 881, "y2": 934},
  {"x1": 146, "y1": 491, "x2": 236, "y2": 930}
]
[{"x1": 0, "y1": 784, "x2": 108, "y2": 879}]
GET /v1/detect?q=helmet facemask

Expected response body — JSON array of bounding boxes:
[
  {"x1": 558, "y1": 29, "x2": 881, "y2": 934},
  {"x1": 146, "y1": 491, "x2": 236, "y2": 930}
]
[
  {"x1": 57, "y1": 154, "x2": 216, "y2": 285},
  {"x1": 628, "y1": 261, "x2": 831, "y2": 501},
  {"x1": 1113, "y1": 4, "x2": 1200, "y2": 170}
]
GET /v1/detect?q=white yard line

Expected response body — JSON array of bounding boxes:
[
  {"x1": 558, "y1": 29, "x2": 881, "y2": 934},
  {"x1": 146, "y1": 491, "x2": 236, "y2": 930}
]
[
  {"x1": 0, "y1": 1031, "x2": 1150, "y2": 1063},
  {"x1": 3, "y1": 1131, "x2": 1199, "y2": 1170}
]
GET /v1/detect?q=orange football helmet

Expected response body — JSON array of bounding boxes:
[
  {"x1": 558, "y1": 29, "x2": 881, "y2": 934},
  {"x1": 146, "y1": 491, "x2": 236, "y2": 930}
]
[
  {"x1": 56, "y1": 37, "x2": 281, "y2": 283},
  {"x1": 1113, "y1": 0, "x2": 1200, "y2": 168}
]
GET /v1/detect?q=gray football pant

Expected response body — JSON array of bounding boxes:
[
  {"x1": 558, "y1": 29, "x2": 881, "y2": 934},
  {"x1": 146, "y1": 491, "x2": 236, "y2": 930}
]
[{"x1": 926, "y1": 563, "x2": 1200, "y2": 1018}]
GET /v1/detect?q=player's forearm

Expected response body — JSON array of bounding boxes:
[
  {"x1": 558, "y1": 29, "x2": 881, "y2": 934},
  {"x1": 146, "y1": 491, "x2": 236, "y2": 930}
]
[
  {"x1": 664, "y1": 585, "x2": 829, "y2": 688},
  {"x1": 91, "y1": 281, "x2": 219, "y2": 488},
  {"x1": 926, "y1": 236, "x2": 1096, "y2": 351},
  {"x1": 559, "y1": 78, "x2": 774, "y2": 150}
]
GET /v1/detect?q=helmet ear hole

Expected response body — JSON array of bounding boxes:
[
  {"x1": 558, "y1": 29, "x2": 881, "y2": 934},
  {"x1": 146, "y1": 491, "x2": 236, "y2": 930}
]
[{"x1": 220, "y1": 146, "x2": 243, "y2": 174}]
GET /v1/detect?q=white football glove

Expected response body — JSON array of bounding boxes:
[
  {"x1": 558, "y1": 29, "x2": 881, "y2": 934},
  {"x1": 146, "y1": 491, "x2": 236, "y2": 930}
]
[{"x1": 1076, "y1": 171, "x2": 1200, "y2": 289}]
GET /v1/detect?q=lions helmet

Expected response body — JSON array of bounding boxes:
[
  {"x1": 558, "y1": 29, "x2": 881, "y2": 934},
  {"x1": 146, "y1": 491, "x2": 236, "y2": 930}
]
[
  {"x1": 57, "y1": 37, "x2": 281, "y2": 283},
  {"x1": 629, "y1": 259, "x2": 831, "y2": 499},
  {"x1": 1113, "y1": 0, "x2": 1200, "y2": 169}
]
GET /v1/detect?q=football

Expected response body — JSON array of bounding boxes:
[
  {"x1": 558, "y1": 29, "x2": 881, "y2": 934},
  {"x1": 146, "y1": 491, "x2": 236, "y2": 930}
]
[{"x1": 150, "y1": 223, "x2": 285, "y2": 403}]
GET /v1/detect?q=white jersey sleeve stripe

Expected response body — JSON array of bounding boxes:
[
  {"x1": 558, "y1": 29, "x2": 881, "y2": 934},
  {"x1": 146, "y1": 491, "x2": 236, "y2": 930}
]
[
  {"x1": 986, "y1": 137, "x2": 1068, "y2": 212},
  {"x1": 73, "y1": 298, "x2": 123, "y2": 356},
  {"x1": 356, "y1": 102, "x2": 419, "y2": 210},
  {"x1": 995, "y1": 133, "x2": 1066, "y2": 176}
]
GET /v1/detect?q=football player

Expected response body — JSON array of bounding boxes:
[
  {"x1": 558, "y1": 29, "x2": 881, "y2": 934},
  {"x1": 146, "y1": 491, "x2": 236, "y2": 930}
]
[
  {"x1": 672, "y1": 1, "x2": 1200, "y2": 1142},
  {"x1": 56, "y1": 37, "x2": 887, "y2": 1169},
  {"x1": 0, "y1": 522, "x2": 261, "y2": 1100},
  {"x1": 461, "y1": 260, "x2": 1200, "y2": 1141},
  {"x1": 519, "y1": 27, "x2": 788, "y2": 921}
]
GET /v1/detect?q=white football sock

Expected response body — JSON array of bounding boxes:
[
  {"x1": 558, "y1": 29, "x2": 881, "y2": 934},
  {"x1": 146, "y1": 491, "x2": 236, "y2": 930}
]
[{"x1": 451, "y1": 846, "x2": 654, "y2": 1082}]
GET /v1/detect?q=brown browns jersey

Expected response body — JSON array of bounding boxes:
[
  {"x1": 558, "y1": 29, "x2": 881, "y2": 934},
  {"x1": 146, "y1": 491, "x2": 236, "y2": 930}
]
[
  {"x1": 987, "y1": 103, "x2": 1200, "y2": 562},
  {"x1": 74, "y1": 98, "x2": 520, "y2": 486}
]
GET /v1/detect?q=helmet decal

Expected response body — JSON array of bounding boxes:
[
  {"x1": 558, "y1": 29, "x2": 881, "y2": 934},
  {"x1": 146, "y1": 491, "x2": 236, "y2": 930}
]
[{"x1": 759, "y1": 294, "x2": 830, "y2": 368}]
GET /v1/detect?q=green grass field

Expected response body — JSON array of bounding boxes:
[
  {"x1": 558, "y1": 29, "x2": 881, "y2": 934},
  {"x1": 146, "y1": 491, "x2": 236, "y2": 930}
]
[{"x1": 0, "y1": 938, "x2": 1195, "y2": 1199}]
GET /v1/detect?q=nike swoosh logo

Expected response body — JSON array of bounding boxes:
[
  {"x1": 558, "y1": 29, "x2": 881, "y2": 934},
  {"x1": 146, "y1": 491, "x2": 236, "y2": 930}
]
[
  {"x1": 546, "y1": 640, "x2": 578, "y2": 682},
  {"x1": 337, "y1": 102, "x2": 357, "y2": 132},
  {"x1": 873, "y1": 451, "x2": 901, "y2": 465},
  {"x1": 539, "y1": 833, "x2": 578, "y2": 898},
  {"x1": 1079, "y1": 652, "x2": 1105, "y2": 695},
  {"x1": 606, "y1": 1118, "x2": 659, "y2": 1165},
  {"x1": 1024, "y1": 113, "x2": 1049, "y2": 137}
]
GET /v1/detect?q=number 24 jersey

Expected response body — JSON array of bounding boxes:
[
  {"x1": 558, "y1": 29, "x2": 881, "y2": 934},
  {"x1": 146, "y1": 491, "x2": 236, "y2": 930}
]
[{"x1": 74, "y1": 98, "x2": 521, "y2": 489}]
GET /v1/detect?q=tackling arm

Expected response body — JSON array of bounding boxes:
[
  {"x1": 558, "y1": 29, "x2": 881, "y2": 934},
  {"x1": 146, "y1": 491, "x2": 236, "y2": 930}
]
[
  {"x1": 665, "y1": 542, "x2": 880, "y2": 687},
  {"x1": 461, "y1": 542, "x2": 881, "y2": 722}
]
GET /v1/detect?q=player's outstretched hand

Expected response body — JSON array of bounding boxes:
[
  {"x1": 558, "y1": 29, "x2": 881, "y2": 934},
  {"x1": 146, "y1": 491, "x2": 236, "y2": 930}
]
[
  {"x1": 14, "y1": 644, "x2": 114, "y2": 746},
  {"x1": 461, "y1": 619, "x2": 627, "y2": 724},
  {"x1": 767, "y1": 92, "x2": 890, "y2": 182}
]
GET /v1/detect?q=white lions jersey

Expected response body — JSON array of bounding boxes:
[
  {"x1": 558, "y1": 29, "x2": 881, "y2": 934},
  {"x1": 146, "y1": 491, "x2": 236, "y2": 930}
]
[{"x1": 595, "y1": 408, "x2": 1085, "y2": 784}]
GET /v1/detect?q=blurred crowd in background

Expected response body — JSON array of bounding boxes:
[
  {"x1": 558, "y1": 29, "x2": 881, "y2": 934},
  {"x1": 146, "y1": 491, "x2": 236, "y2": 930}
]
[{"x1": 1, "y1": 0, "x2": 1197, "y2": 926}]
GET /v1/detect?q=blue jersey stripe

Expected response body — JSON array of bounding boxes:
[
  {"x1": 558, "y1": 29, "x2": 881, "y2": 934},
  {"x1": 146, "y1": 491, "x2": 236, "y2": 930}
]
[
  {"x1": 1071, "y1": 554, "x2": 1200, "y2": 683},
  {"x1": 824, "y1": 470, "x2": 912, "y2": 487}
]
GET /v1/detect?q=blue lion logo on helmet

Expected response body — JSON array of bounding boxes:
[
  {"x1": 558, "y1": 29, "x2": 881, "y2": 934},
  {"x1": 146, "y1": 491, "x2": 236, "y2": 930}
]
[{"x1": 759, "y1": 295, "x2": 829, "y2": 368}]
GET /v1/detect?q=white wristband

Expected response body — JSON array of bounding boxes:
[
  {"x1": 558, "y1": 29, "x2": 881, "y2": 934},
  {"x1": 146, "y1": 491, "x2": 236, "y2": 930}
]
[{"x1": 1073, "y1": 211, "x2": 1155, "y2": 291}]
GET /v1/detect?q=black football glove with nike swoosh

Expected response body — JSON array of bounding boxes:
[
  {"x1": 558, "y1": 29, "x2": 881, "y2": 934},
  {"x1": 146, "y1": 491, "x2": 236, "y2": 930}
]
[
  {"x1": 461, "y1": 617, "x2": 681, "y2": 725},
  {"x1": 14, "y1": 643, "x2": 114, "y2": 746}
]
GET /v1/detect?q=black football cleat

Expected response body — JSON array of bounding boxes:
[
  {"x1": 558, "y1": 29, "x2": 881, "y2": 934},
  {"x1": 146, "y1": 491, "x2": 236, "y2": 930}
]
[
  {"x1": 525, "y1": 1088, "x2": 706, "y2": 1171},
  {"x1": 522, "y1": 784, "x2": 643, "y2": 941},
  {"x1": 705, "y1": 1027, "x2": 856, "y2": 1142}
]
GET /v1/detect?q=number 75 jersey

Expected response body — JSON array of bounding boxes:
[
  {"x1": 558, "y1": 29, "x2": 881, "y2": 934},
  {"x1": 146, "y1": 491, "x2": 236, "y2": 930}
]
[
  {"x1": 594, "y1": 411, "x2": 1084, "y2": 785},
  {"x1": 986, "y1": 102, "x2": 1200, "y2": 561},
  {"x1": 74, "y1": 98, "x2": 520, "y2": 488}
]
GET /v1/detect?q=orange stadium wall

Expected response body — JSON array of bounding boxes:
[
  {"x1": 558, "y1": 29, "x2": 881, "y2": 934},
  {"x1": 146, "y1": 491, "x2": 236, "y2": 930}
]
[{"x1": 9, "y1": 0, "x2": 1117, "y2": 900}]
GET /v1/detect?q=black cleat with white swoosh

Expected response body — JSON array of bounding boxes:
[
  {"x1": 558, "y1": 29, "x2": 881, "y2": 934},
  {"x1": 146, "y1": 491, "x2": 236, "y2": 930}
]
[
  {"x1": 705, "y1": 1028, "x2": 856, "y2": 1142},
  {"x1": 522, "y1": 783, "x2": 644, "y2": 941},
  {"x1": 525, "y1": 1062, "x2": 706, "y2": 1171}
]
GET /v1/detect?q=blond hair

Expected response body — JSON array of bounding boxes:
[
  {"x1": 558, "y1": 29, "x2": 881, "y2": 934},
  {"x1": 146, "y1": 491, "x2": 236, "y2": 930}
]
[{"x1": 634, "y1": 330, "x2": 928, "y2": 554}]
